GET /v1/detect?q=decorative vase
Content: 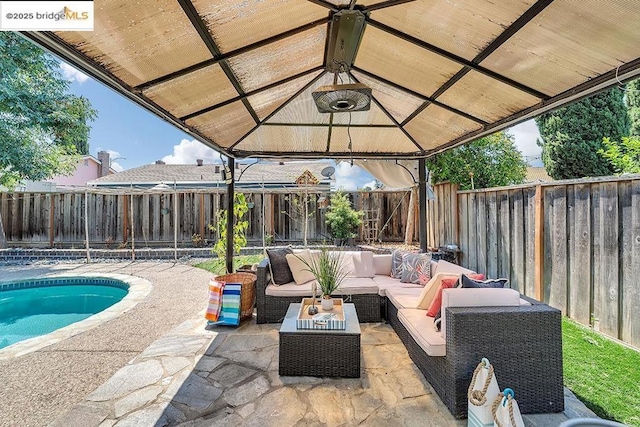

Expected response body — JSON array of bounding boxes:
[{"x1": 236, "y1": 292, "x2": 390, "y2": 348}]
[{"x1": 321, "y1": 297, "x2": 334, "y2": 311}]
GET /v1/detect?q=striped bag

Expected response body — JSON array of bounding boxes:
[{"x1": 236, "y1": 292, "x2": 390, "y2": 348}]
[
  {"x1": 208, "y1": 283, "x2": 242, "y2": 326},
  {"x1": 205, "y1": 279, "x2": 225, "y2": 321}
]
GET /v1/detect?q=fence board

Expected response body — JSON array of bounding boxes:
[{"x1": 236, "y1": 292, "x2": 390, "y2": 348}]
[
  {"x1": 497, "y1": 190, "x2": 511, "y2": 285},
  {"x1": 467, "y1": 193, "x2": 478, "y2": 271},
  {"x1": 620, "y1": 180, "x2": 640, "y2": 346},
  {"x1": 569, "y1": 184, "x2": 592, "y2": 324},
  {"x1": 458, "y1": 194, "x2": 469, "y2": 268},
  {"x1": 476, "y1": 192, "x2": 487, "y2": 275},
  {"x1": 511, "y1": 189, "x2": 525, "y2": 292},
  {"x1": 486, "y1": 191, "x2": 498, "y2": 278},
  {"x1": 549, "y1": 186, "x2": 568, "y2": 313},
  {"x1": 593, "y1": 182, "x2": 619, "y2": 337}
]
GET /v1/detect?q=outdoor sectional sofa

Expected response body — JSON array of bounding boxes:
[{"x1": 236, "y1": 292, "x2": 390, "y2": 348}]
[{"x1": 255, "y1": 250, "x2": 564, "y2": 418}]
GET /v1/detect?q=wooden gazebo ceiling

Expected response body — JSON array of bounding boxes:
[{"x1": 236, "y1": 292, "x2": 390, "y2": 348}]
[{"x1": 24, "y1": 0, "x2": 640, "y2": 159}]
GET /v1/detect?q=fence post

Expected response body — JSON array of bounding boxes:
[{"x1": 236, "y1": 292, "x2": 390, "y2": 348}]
[
  {"x1": 49, "y1": 194, "x2": 55, "y2": 248},
  {"x1": 418, "y1": 158, "x2": 427, "y2": 252},
  {"x1": 534, "y1": 185, "x2": 544, "y2": 301}
]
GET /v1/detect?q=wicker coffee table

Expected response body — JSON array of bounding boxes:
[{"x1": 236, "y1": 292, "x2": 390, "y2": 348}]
[{"x1": 279, "y1": 303, "x2": 361, "y2": 378}]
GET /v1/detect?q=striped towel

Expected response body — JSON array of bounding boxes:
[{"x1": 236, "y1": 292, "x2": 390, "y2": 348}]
[
  {"x1": 208, "y1": 283, "x2": 242, "y2": 326},
  {"x1": 205, "y1": 279, "x2": 225, "y2": 321}
]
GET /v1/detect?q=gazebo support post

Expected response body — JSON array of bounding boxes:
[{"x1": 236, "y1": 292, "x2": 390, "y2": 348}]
[
  {"x1": 226, "y1": 158, "x2": 235, "y2": 274},
  {"x1": 418, "y1": 159, "x2": 427, "y2": 253}
]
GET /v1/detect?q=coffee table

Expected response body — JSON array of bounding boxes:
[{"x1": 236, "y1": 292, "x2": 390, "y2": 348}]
[{"x1": 279, "y1": 303, "x2": 361, "y2": 378}]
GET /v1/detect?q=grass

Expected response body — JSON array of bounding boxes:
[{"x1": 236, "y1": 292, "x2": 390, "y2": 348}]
[
  {"x1": 563, "y1": 317, "x2": 640, "y2": 426},
  {"x1": 194, "y1": 254, "x2": 264, "y2": 276}
]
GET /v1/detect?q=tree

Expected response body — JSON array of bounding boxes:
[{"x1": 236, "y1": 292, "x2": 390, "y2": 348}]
[
  {"x1": 426, "y1": 132, "x2": 526, "y2": 190},
  {"x1": 325, "y1": 191, "x2": 363, "y2": 244},
  {"x1": 535, "y1": 87, "x2": 630, "y2": 179},
  {"x1": 599, "y1": 136, "x2": 640, "y2": 174},
  {"x1": 0, "y1": 32, "x2": 96, "y2": 189},
  {"x1": 626, "y1": 79, "x2": 640, "y2": 136}
]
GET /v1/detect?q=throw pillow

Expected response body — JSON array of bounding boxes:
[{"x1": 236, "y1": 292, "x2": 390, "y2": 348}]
[
  {"x1": 400, "y1": 252, "x2": 432, "y2": 284},
  {"x1": 285, "y1": 250, "x2": 316, "y2": 285},
  {"x1": 391, "y1": 249, "x2": 408, "y2": 279},
  {"x1": 373, "y1": 254, "x2": 392, "y2": 276},
  {"x1": 416, "y1": 273, "x2": 458, "y2": 310},
  {"x1": 266, "y1": 247, "x2": 294, "y2": 285},
  {"x1": 353, "y1": 251, "x2": 375, "y2": 278},
  {"x1": 460, "y1": 274, "x2": 507, "y2": 289},
  {"x1": 426, "y1": 273, "x2": 485, "y2": 317}
]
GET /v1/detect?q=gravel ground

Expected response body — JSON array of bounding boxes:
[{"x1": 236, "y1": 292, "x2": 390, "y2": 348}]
[{"x1": 0, "y1": 261, "x2": 212, "y2": 427}]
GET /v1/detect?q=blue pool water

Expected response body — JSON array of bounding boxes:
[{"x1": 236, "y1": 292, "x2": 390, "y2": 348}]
[{"x1": 0, "y1": 278, "x2": 128, "y2": 350}]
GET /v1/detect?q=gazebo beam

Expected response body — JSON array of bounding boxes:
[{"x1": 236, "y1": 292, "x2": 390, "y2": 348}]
[
  {"x1": 418, "y1": 158, "x2": 427, "y2": 252},
  {"x1": 226, "y1": 158, "x2": 235, "y2": 274}
]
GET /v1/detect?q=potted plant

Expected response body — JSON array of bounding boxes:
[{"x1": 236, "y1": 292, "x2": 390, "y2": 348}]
[
  {"x1": 325, "y1": 191, "x2": 364, "y2": 246},
  {"x1": 298, "y1": 249, "x2": 348, "y2": 310}
]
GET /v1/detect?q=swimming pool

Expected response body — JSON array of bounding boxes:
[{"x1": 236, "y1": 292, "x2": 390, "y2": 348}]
[{"x1": 0, "y1": 278, "x2": 128, "y2": 350}]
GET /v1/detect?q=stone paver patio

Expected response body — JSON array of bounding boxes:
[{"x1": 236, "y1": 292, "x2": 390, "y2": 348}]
[{"x1": 0, "y1": 262, "x2": 595, "y2": 427}]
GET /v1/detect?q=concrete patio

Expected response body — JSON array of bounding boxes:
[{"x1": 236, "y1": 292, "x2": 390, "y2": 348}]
[{"x1": 0, "y1": 262, "x2": 595, "y2": 426}]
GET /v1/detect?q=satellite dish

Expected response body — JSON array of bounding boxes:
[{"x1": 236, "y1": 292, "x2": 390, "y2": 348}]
[{"x1": 321, "y1": 166, "x2": 335, "y2": 178}]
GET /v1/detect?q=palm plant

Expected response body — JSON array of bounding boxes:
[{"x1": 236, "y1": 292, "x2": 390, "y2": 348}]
[{"x1": 298, "y1": 249, "x2": 348, "y2": 299}]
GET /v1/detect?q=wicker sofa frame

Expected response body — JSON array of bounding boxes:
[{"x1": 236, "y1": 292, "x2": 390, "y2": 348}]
[
  {"x1": 256, "y1": 258, "x2": 382, "y2": 324},
  {"x1": 386, "y1": 295, "x2": 565, "y2": 418}
]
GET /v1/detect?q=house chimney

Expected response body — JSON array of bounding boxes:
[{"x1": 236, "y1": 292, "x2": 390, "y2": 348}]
[
  {"x1": 155, "y1": 160, "x2": 166, "y2": 165},
  {"x1": 97, "y1": 151, "x2": 110, "y2": 177},
  {"x1": 214, "y1": 165, "x2": 220, "y2": 174},
  {"x1": 196, "y1": 159, "x2": 203, "y2": 166}
]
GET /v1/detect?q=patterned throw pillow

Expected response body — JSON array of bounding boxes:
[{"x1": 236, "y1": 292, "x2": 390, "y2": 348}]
[
  {"x1": 459, "y1": 274, "x2": 508, "y2": 289},
  {"x1": 266, "y1": 247, "x2": 294, "y2": 285},
  {"x1": 400, "y1": 252, "x2": 432, "y2": 285},
  {"x1": 391, "y1": 249, "x2": 408, "y2": 279}
]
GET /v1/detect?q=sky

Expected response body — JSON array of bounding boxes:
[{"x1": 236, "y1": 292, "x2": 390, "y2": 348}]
[{"x1": 62, "y1": 63, "x2": 543, "y2": 190}]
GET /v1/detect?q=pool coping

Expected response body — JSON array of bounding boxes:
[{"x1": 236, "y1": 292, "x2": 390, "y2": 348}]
[{"x1": 0, "y1": 273, "x2": 153, "y2": 361}]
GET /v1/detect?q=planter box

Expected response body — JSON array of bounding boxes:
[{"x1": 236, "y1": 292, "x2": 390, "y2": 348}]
[{"x1": 296, "y1": 298, "x2": 345, "y2": 330}]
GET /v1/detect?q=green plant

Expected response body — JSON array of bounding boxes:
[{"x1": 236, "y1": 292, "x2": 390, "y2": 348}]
[
  {"x1": 325, "y1": 191, "x2": 363, "y2": 239},
  {"x1": 598, "y1": 136, "x2": 640, "y2": 174},
  {"x1": 105, "y1": 236, "x2": 115, "y2": 249},
  {"x1": 208, "y1": 193, "x2": 249, "y2": 271},
  {"x1": 297, "y1": 249, "x2": 348, "y2": 298}
]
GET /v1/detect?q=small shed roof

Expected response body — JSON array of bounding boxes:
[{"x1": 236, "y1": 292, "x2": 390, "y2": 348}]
[{"x1": 24, "y1": 0, "x2": 640, "y2": 159}]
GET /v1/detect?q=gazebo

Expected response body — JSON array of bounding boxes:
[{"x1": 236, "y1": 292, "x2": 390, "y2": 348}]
[{"x1": 23, "y1": 0, "x2": 640, "y2": 270}]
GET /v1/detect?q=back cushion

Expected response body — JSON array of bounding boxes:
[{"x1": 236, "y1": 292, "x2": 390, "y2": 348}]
[
  {"x1": 330, "y1": 251, "x2": 356, "y2": 277},
  {"x1": 266, "y1": 247, "x2": 294, "y2": 285},
  {"x1": 373, "y1": 254, "x2": 392, "y2": 276},
  {"x1": 434, "y1": 260, "x2": 476, "y2": 276},
  {"x1": 285, "y1": 250, "x2": 315, "y2": 285},
  {"x1": 440, "y1": 288, "x2": 520, "y2": 338},
  {"x1": 353, "y1": 251, "x2": 375, "y2": 278}
]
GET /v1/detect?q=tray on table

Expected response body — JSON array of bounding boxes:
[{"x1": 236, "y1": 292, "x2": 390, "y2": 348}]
[{"x1": 296, "y1": 298, "x2": 345, "y2": 330}]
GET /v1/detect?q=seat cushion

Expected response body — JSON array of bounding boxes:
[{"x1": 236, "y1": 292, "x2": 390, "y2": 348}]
[
  {"x1": 372, "y1": 274, "x2": 408, "y2": 296},
  {"x1": 398, "y1": 308, "x2": 446, "y2": 357},
  {"x1": 337, "y1": 278, "x2": 380, "y2": 295},
  {"x1": 386, "y1": 287, "x2": 422, "y2": 309},
  {"x1": 265, "y1": 281, "x2": 314, "y2": 297}
]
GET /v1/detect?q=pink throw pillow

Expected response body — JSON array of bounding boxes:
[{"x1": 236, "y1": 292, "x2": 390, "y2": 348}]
[{"x1": 426, "y1": 273, "x2": 484, "y2": 317}]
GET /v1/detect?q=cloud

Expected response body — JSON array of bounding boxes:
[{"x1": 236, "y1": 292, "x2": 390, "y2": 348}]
[
  {"x1": 162, "y1": 139, "x2": 223, "y2": 164},
  {"x1": 508, "y1": 119, "x2": 542, "y2": 160},
  {"x1": 361, "y1": 180, "x2": 377, "y2": 190},
  {"x1": 60, "y1": 62, "x2": 89, "y2": 84},
  {"x1": 334, "y1": 162, "x2": 363, "y2": 191}
]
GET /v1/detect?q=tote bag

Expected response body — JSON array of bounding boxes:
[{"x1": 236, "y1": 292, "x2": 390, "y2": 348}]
[
  {"x1": 492, "y1": 389, "x2": 525, "y2": 427},
  {"x1": 208, "y1": 283, "x2": 242, "y2": 326},
  {"x1": 468, "y1": 358, "x2": 501, "y2": 427}
]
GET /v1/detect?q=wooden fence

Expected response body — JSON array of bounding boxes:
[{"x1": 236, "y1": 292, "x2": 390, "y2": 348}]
[
  {"x1": 0, "y1": 189, "x2": 417, "y2": 247},
  {"x1": 427, "y1": 177, "x2": 640, "y2": 348}
]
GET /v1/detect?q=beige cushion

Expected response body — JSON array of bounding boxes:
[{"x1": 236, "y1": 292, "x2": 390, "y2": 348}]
[
  {"x1": 430, "y1": 260, "x2": 438, "y2": 277},
  {"x1": 398, "y1": 308, "x2": 446, "y2": 357},
  {"x1": 386, "y1": 287, "x2": 422, "y2": 309},
  {"x1": 329, "y1": 251, "x2": 357, "y2": 277},
  {"x1": 352, "y1": 251, "x2": 375, "y2": 278},
  {"x1": 415, "y1": 273, "x2": 459, "y2": 309},
  {"x1": 338, "y1": 278, "x2": 379, "y2": 295},
  {"x1": 372, "y1": 275, "x2": 402, "y2": 296},
  {"x1": 265, "y1": 281, "x2": 315, "y2": 297},
  {"x1": 440, "y1": 288, "x2": 521, "y2": 339},
  {"x1": 285, "y1": 250, "x2": 315, "y2": 285},
  {"x1": 434, "y1": 260, "x2": 476, "y2": 276},
  {"x1": 373, "y1": 254, "x2": 392, "y2": 276}
]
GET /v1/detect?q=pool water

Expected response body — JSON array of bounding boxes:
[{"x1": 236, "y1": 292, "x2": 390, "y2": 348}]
[{"x1": 0, "y1": 280, "x2": 128, "y2": 350}]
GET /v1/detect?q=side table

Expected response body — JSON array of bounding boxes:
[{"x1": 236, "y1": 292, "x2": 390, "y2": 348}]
[{"x1": 279, "y1": 303, "x2": 361, "y2": 378}]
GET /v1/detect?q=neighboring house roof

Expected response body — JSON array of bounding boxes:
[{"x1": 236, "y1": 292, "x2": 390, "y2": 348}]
[
  {"x1": 88, "y1": 161, "x2": 333, "y2": 188},
  {"x1": 525, "y1": 167, "x2": 553, "y2": 183}
]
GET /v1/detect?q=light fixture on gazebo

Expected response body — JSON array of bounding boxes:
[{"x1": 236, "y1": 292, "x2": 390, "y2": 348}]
[{"x1": 312, "y1": 9, "x2": 371, "y2": 113}]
